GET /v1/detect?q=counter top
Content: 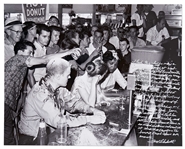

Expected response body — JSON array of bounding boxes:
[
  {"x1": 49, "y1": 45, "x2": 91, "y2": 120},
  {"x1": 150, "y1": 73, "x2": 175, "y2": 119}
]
[{"x1": 48, "y1": 94, "x2": 137, "y2": 146}]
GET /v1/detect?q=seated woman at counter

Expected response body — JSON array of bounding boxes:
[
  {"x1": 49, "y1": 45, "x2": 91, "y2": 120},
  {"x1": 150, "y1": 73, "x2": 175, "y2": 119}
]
[
  {"x1": 18, "y1": 58, "x2": 106, "y2": 145},
  {"x1": 71, "y1": 59, "x2": 107, "y2": 107},
  {"x1": 98, "y1": 49, "x2": 127, "y2": 91}
]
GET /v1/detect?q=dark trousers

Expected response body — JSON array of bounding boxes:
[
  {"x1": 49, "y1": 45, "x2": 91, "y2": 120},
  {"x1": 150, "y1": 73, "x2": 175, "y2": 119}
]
[
  {"x1": 4, "y1": 104, "x2": 15, "y2": 145},
  {"x1": 18, "y1": 134, "x2": 36, "y2": 145}
]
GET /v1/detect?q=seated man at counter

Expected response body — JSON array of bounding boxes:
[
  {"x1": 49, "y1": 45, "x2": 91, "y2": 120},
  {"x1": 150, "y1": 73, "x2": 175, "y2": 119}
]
[
  {"x1": 18, "y1": 58, "x2": 106, "y2": 145},
  {"x1": 146, "y1": 17, "x2": 171, "y2": 46}
]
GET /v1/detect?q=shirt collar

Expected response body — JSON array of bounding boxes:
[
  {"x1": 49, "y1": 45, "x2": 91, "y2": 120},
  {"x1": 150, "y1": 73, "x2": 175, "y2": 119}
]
[{"x1": 34, "y1": 40, "x2": 46, "y2": 50}]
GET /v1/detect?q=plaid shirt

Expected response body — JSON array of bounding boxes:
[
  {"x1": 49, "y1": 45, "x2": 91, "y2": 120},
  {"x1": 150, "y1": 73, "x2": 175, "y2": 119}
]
[{"x1": 4, "y1": 55, "x2": 30, "y2": 111}]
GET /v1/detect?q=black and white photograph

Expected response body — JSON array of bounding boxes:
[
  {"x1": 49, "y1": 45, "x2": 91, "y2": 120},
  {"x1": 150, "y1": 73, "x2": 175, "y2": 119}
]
[{"x1": 3, "y1": 2, "x2": 183, "y2": 146}]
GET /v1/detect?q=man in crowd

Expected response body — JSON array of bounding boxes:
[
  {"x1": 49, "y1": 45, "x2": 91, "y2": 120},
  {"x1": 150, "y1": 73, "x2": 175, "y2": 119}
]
[
  {"x1": 4, "y1": 17, "x2": 23, "y2": 63},
  {"x1": 22, "y1": 21, "x2": 37, "y2": 43},
  {"x1": 109, "y1": 27, "x2": 126, "y2": 50},
  {"x1": 46, "y1": 26, "x2": 61, "y2": 55},
  {"x1": 33, "y1": 24, "x2": 51, "y2": 83},
  {"x1": 158, "y1": 11, "x2": 172, "y2": 36},
  {"x1": 146, "y1": 17, "x2": 171, "y2": 46},
  {"x1": 18, "y1": 58, "x2": 106, "y2": 145},
  {"x1": 75, "y1": 23, "x2": 83, "y2": 34},
  {"x1": 47, "y1": 15, "x2": 60, "y2": 27},
  {"x1": 143, "y1": 4, "x2": 157, "y2": 35},
  {"x1": 87, "y1": 29, "x2": 107, "y2": 56},
  {"x1": 127, "y1": 26, "x2": 146, "y2": 50},
  {"x1": 102, "y1": 25, "x2": 116, "y2": 50},
  {"x1": 117, "y1": 38, "x2": 131, "y2": 73},
  {"x1": 22, "y1": 21, "x2": 37, "y2": 89},
  {"x1": 90, "y1": 24, "x2": 98, "y2": 43},
  {"x1": 130, "y1": 4, "x2": 145, "y2": 38},
  {"x1": 18, "y1": 21, "x2": 37, "y2": 117}
]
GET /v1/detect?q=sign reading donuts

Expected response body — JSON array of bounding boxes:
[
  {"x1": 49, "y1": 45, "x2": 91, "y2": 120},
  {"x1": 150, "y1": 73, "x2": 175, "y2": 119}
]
[{"x1": 22, "y1": 4, "x2": 49, "y2": 23}]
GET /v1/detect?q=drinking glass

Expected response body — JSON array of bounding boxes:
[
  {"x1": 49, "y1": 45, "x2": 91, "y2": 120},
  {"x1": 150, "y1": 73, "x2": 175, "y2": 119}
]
[{"x1": 55, "y1": 115, "x2": 68, "y2": 145}]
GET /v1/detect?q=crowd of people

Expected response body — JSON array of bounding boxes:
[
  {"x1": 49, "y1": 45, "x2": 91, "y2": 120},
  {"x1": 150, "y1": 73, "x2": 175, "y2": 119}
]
[{"x1": 4, "y1": 4, "x2": 180, "y2": 145}]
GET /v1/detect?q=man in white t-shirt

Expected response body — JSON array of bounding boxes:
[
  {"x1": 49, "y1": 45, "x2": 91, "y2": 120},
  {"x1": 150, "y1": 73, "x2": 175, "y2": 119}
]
[
  {"x1": 146, "y1": 18, "x2": 171, "y2": 46},
  {"x1": 87, "y1": 29, "x2": 107, "y2": 56},
  {"x1": 33, "y1": 24, "x2": 51, "y2": 82}
]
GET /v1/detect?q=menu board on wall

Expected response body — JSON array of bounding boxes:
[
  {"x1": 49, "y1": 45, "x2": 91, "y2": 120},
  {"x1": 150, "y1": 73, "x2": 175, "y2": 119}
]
[
  {"x1": 22, "y1": 4, "x2": 49, "y2": 23},
  {"x1": 133, "y1": 62, "x2": 182, "y2": 146}
]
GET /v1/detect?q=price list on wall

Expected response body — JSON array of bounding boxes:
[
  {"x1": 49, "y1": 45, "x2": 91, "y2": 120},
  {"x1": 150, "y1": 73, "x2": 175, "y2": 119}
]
[{"x1": 133, "y1": 62, "x2": 182, "y2": 146}]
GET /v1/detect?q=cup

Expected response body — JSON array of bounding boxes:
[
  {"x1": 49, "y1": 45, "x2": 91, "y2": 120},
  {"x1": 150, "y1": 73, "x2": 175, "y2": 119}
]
[{"x1": 55, "y1": 119, "x2": 68, "y2": 145}]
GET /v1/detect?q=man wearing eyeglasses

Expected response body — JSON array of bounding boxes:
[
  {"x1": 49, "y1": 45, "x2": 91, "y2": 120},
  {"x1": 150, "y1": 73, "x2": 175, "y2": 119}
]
[{"x1": 4, "y1": 17, "x2": 23, "y2": 63}]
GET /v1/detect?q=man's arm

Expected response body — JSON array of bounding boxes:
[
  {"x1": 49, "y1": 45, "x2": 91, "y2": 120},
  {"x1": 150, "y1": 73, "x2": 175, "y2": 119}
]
[
  {"x1": 58, "y1": 87, "x2": 105, "y2": 116},
  {"x1": 41, "y1": 88, "x2": 106, "y2": 128},
  {"x1": 158, "y1": 37, "x2": 171, "y2": 46},
  {"x1": 115, "y1": 69, "x2": 127, "y2": 90},
  {"x1": 146, "y1": 29, "x2": 153, "y2": 45},
  {"x1": 158, "y1": 28, "x2": 171, "y2": 46},
  {"x1": 26, "y1": 49, "x2": 81, "y2": 67},
  {"x1": 27, "y1": 68, "x2": 36, "y2": 88},
  {"x1": 79, "y1": 49, "x2": 100, "y2": 70}
]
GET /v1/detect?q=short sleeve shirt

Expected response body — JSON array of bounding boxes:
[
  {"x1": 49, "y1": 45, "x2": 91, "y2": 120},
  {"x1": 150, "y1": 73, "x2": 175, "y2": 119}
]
[
  {"x1": 87, "y1": 43, "x2": 107, "y2": 55},
  {"x1": 146, "y1": 26, "x2": 170, "y2": 46},
  {"x1": 128, "y1": 37, "x2": 146, "y2": 50}
]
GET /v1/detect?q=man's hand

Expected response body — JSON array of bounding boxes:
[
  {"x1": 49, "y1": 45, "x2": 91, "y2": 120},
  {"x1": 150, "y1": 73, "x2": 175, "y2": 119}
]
[
  {"x1": 69, "y1": 60, "x2": 78, "y2": 70},
  {"x1": 86, "y1": 113, "x2": 106, "y2": 125},
  {"x1": 86, "y1": 108, "x2": 106, "y2": 124},
  {"x1": 90, "y1": 50, "x2": 100, "y2": 59},
  {"x1": 71, "y1": 48, "x2": 81, "y2": 60}
]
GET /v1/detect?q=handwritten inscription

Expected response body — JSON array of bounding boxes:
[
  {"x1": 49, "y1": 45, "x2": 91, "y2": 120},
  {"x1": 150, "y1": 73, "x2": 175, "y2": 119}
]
[{"x1": 134, "y1": 62, "x2": 181, "y2": 146}]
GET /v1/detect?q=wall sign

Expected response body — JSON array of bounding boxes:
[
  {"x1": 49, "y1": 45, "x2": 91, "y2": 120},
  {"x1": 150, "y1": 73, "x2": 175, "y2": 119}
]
[{"x1": 22, "y1": 4, "x2": 49, "y2": 23}]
